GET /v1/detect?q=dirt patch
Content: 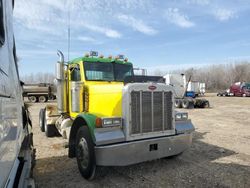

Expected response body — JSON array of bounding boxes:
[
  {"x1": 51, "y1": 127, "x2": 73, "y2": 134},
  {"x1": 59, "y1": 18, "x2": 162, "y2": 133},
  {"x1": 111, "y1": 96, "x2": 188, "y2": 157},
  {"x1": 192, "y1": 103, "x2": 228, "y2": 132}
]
[{"x1": 29, "y1": 95, "x2": 250, "y2": 187}]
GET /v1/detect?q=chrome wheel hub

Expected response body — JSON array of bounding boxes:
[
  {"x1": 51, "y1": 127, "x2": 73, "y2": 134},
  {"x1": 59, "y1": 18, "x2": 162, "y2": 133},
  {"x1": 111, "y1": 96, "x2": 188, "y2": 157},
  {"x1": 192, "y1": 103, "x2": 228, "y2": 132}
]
[{"x1": 77, "y1": 137, "x2": 89, "y2": 169}]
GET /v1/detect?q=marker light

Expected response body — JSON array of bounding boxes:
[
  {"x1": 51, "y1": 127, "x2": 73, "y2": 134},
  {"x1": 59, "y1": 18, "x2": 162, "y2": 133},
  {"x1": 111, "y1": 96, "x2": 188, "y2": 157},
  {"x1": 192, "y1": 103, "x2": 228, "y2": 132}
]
[
  {"x1": 99, "y1": 54, "x2": 104, "y2": 58},
  {"x1": 117, "y1": 54, "x2": 124, "y2": 60},
  {"x1": 90, "y1": 51, "x2": 98, "y2": 57},
  {"x1": 108, "y1": 55, "x2": 112, "y2": 59},
  {"x1": 95, "y1": 117, "x2": 102, "y2": 128}
]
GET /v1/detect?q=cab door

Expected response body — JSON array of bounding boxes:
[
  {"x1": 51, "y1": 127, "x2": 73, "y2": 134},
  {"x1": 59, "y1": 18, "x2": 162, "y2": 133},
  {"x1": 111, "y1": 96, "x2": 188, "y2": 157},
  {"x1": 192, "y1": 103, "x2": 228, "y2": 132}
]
[{"x1": 0, "y1": 0, "x2": 24, "y2": 187}]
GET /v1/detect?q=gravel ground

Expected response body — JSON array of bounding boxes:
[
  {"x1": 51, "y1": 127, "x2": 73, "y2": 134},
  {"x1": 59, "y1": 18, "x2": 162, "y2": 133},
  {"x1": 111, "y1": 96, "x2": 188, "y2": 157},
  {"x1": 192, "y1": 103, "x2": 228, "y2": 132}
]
[{"x1": 29, "y1": 94, "x2": 250, "y2": 188}]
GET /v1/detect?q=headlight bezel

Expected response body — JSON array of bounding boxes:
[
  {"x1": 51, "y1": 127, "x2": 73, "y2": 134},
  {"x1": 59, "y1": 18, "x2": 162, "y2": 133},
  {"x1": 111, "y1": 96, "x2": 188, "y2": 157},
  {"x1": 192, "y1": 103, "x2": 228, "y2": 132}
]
[
  {"x1": 101, "y1": 117, "x2": 122, "y2": 128},
  {"x1": 175, "y1": 112, "x2": 188, "y2": 121}
]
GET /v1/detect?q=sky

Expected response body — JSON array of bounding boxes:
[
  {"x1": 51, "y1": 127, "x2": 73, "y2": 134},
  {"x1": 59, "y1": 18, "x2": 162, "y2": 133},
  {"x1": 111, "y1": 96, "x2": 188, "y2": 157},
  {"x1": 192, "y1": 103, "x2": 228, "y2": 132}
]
[{"x1": 14, "y1": 0, "x2": 250, "y2": 76}]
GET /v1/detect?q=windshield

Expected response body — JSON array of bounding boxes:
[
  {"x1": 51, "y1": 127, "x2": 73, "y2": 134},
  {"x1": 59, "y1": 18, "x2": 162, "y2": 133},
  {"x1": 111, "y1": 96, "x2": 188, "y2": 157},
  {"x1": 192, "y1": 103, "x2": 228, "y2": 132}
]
[
  {"x1": 114, "y1": 63, "x2": 133, "y2": 81},
  {"x1": 84, "y1": 62, "x2": 133, "y2": 82},
  {"x1": 84, "y1": 62, "x2": 114, "y2": 81}
]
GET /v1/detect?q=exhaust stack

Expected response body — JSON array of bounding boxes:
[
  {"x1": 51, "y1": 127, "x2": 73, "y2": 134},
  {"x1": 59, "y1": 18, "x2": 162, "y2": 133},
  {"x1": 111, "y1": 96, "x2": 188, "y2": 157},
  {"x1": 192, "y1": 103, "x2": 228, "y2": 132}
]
[{"x1": 56, "y1": 50, "x2": 68, "y2": 113}]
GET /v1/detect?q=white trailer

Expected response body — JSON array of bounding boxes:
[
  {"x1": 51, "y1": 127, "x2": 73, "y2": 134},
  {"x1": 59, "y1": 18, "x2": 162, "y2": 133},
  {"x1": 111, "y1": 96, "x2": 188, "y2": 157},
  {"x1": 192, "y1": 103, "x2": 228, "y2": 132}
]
[
  {"x1": 164, "y1": 74, "x2": 209, "y2": 108},
  {"x1": 0, "y1": 1, "x2": 34, "y2": 187},
  {"x1": 199, "y1": 82, "x2": 206, "y2": 95},
  {"x1": 187, "y1": 81, "x2": 200, "y2": 95}
]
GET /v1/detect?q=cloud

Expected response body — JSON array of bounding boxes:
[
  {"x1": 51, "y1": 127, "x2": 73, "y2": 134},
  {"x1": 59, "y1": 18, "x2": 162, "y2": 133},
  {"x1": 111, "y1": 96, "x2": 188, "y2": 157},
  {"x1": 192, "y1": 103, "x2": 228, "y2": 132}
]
[
  {"x1": 82, "y1": 24, "x2": 122, "y2": 38},
  {"x1": 186, "y1": 0, "x2": 210, "y2": 5},
  {"x1": 165, "y1": 8, "x2": 195, "y2": 28},
  {"x1": 117, "y1": 14, "x2": 157, "y2": 35},
  {"x1": 14, "y1": 0, "x2": 122, "y2": 39},
  {"x1": 77, "y1": 36, "x2": 96, "y2": 42},
  {"x1": 213, "y1": 8, "x2": 236, "y2": 21}
]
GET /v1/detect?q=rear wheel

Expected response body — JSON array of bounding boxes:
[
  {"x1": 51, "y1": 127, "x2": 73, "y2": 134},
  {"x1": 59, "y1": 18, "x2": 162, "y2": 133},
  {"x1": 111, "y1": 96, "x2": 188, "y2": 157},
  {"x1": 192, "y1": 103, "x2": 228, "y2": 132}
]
[
  {"x1": 44, "y1": 120, "x2": 55, "y2": 137},
  {"x1": 76, "y1": 126, "x2": 96, "y2": 180},
  {"x1": 182, "y1": 99, "x2": 190, "y2": 109},
  {"x1": 39, "y1": 108, "x2": 45, "y2": 132},
  {"x1": 174, "y1": 99, "x2": 182, "y2": 108},
  {"x1": 28, "y1": 96, "x2": 37, "y2": 103},
  {"x1": 39, "y1": 95, "x2": 47, "y2": 103}
]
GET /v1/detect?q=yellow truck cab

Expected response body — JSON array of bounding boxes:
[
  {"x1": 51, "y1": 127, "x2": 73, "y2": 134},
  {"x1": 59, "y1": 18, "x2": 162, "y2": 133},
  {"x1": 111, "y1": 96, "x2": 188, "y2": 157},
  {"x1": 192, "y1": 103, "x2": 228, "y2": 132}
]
[{"x1": 39, "y1": 51, "x2": 194, "y2": 180}]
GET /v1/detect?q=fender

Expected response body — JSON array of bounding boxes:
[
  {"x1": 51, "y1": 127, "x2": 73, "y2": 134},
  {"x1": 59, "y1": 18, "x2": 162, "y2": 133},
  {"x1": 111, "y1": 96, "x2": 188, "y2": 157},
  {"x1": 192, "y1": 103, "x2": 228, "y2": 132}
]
[{"x1": 68, "y1": 113, "x2": 97, "y2": 158}]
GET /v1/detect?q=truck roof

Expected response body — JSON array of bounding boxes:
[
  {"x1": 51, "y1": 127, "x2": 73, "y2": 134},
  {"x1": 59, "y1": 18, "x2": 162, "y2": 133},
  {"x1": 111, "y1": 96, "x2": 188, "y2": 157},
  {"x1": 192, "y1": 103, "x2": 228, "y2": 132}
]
[{"x1": 69, "y1": 56, "x2": 133, "y2": 66}]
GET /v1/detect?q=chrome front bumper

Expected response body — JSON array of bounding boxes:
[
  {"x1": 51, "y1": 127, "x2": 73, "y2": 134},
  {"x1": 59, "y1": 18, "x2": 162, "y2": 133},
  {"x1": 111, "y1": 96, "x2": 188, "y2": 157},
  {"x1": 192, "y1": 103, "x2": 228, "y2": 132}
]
[{"x1": 95, "y1": 133, "x2": 193, "y2": 166}]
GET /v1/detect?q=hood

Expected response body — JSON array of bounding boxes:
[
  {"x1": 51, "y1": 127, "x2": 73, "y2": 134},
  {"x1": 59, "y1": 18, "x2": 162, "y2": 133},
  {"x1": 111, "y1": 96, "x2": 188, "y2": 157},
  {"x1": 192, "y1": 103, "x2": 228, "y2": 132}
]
[{"x1": 87, "y1": 82, "x2": 123, "y2": 117}]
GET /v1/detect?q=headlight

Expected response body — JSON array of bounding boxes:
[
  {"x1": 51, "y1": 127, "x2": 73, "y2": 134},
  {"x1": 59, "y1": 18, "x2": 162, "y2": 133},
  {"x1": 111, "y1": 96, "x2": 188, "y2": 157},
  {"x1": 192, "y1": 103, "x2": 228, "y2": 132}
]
[
  {"x1": 113, "y1": 118, "x2": 121, "y2": 125},
  {"x1": 103, "y1": 119, "x2": 113, "y2": 125},
  {"x1": 175, "y1": 113, "x2": 182, "y2": 120},
  {"x1": 175, "y1": 112, "x2": 188, "y2": 121},
  {"x1": 101, "y1": 117, "x2": 122, "y2": 128},
  {"x1": 182, "y1": 113, "x2": 188, "y2": 119}
]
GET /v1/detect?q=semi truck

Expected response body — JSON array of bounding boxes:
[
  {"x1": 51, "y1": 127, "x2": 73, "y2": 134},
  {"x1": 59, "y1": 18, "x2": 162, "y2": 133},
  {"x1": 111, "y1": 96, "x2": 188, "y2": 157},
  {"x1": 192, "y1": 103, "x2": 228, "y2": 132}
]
[
  {"x1": 39, "y1": 51, "x2": 195, "y2": 180},
  {"x1": 230, "y1": 82, "x2": 250, "y2": 97},
  {"x1": 0, "y1": 0, "x2": 34, "y2": 187},
  {"x1": 23, "y1": 83, "x2": 56, "y2": 103},
  {"x1": 217, "y1": 82, "x2": 250, "y2": 97},
  {"x1": 164, "y1": 74, "x2": 209, "y2": 108}
]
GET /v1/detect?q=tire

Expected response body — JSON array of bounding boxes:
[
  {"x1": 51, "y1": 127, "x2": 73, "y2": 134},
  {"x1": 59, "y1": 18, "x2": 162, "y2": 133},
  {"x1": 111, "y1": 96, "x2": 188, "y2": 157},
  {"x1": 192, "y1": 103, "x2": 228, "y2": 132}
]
[
  {"x1": 44, "y1": 120, "x2": 55, "y2": 137},
  {"x1": 39, "y1": 108, "x2": 45, "y2": 132},
  {"x1": 174, "y1": 99, "x2": 182, "y2": 108},
  {"x1": 39, "y1": 95, "x2": 47, "y2": 103},
  {"x1": 182, "y1": 99, "x2": 190, "y2": 109},
  {"x1": 75, "y1": 126, "x2": 96, "y2": 180},
  {"x1": 28, "y1": 96, "x2": 37, "y2": 103}
]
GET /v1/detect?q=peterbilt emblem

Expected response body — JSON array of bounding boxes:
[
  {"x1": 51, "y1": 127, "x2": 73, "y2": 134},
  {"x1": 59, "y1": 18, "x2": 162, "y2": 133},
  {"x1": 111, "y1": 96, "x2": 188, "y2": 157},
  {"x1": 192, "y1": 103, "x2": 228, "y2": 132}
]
[{"x1": 148, "y1": 85, "x2": 156, "y2": 90}]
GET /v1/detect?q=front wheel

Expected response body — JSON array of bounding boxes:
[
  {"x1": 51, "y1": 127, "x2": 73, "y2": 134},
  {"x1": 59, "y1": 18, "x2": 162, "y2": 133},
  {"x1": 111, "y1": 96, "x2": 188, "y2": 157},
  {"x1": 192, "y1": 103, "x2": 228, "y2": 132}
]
[
  {"x1": 75, "y1": 126, "x2": 96, "y2": 180},
  {"x1": 39, "y1": 108, "x2": 45, "y2": 132}
]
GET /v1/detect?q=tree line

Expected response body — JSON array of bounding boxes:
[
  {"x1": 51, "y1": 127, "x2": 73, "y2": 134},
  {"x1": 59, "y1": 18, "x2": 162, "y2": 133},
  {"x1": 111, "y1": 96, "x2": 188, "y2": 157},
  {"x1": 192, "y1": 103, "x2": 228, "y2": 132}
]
[
  {"x1": 21, "y1": 62, "x2": 250, "y2": 92},
  {"x1": 21, "y1": 72, "x2": 55, "y2": 84},
  {"x1": 154, "y1": 62, "x2": 250, "y2": 92}
]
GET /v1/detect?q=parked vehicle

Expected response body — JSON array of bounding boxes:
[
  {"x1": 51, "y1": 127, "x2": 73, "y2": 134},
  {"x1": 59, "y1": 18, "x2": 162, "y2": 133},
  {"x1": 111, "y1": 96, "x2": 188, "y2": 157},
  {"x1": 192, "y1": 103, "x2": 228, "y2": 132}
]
[
  {"x1": 187, "y1": 81, "x2": 206, "y2": 96},
  {"x1": 217, "y1": 82, "x2": 250, "y2": 97},
  {"x1": 23, "y1": 83, "x2": 56, "y2": 103},
  {"x1": 187, "y1": 81, "x2": 199, "y2": 97},
  {"x1": 39, "y1": 51, "x2": 194, "y2": 180},
  {"x1": 230, "y1": 82, "x2": 250, "y2": 97},
  {"x1": 217, "y1": 89, "x2": 231, "y2": 97},
  {"x1": 0, "y1": 0, "x2": 34, "y2": 187},
  {"x1": 199, "y1": 82, "x2": 206, "y2": 95},
  {"x1": 164, "y1": 74, "x2": 209, "y2": 108}
]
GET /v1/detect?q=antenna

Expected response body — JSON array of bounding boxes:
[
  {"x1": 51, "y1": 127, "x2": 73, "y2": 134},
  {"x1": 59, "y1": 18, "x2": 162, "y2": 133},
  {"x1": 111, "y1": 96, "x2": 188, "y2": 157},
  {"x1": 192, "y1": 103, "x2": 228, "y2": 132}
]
[{"x1": 67, "y1": 5, "x2": 71, "y2": 61}]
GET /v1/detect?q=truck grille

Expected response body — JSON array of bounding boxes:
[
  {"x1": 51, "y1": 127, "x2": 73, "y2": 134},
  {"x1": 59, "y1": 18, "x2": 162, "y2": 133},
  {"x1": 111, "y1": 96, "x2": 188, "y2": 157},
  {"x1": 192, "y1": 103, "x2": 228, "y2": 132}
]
[{"x1": 131, "y1": 91, "x2": 173, "y2": 135}]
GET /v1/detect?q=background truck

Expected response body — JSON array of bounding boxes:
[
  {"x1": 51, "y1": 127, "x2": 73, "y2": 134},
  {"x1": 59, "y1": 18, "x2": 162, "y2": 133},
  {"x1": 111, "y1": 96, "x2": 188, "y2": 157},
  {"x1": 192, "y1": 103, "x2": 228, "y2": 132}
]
[
  {"x1": 39, "y1": 51, "x2": 194, "y2": 180},
  {"x1": 23, "y1": 83, "x2": 56, "y2": 103},
  {"x1": 0, "y1": 0, "x2": 34, "y2": 187},
  {"x1": 229, "y1": 82, "x2": 250, "y2": 97},
  {"x1": 217, "y1": 82, "x2": 250, "y2": 97},
  {"x1": 164, "y1": 74, "x2": 209, "y2": 108},
  {"x1": 187, "y1": 81, "x2": 206, "y2": 96}
]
